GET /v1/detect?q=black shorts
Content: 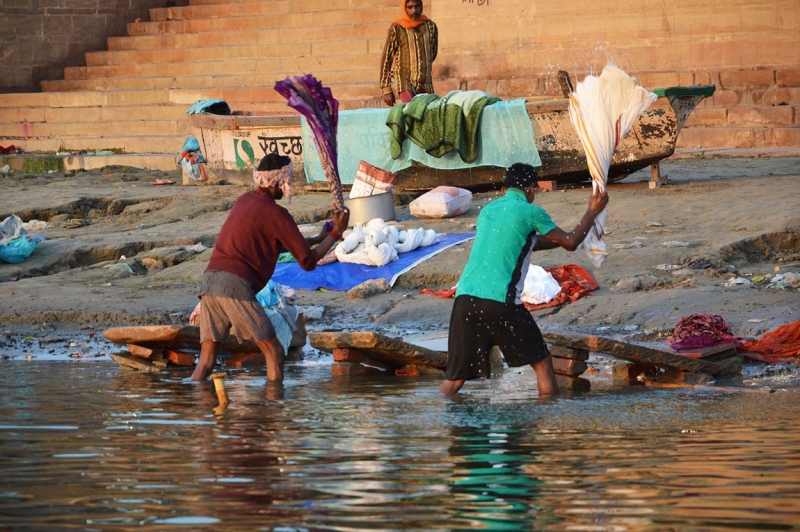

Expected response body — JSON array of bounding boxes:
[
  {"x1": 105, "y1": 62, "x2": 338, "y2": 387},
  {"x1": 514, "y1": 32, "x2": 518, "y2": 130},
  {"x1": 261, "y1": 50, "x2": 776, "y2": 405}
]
[{"x1": 446, "y1": 295, "x2": 550, "y2": 381}]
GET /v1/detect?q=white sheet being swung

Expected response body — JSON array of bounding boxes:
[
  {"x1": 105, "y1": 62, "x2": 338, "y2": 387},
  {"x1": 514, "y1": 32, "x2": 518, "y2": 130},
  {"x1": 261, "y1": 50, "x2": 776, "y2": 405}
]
[{"x1": 568, "y1": 64, "x2": 657, "y2": 268}]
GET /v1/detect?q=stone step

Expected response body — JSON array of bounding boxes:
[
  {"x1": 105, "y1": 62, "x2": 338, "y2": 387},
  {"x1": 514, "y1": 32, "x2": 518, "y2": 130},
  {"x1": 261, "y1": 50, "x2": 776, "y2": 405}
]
[
  {"x1": 86, "y1": 37, "x2": 381, "y2": 67},
  {"x1": 151, "y1": 0, "x2": 384, "y2": 21},
  {"x1": 127, "y1": 7, "x2": 392, "y2": 36},
  {"x1": 45, "y1": 69, "x2": 381, "y2": 93},
  {"x1": 0, "y1": 153, "x2": 179, "y2": 173},
  {"x1": 701, "y1": 87, "x2": 800, "y2": 108},
  {"x1": 189, "y1": 0, "x2": 270, "y2": 4},
  {"x1": 107, "y1": 23, "x2": 388, "y2": 51},
  {"x1": 686, "y1": 105, "x2": 799, "y2": 128},
  {"x1": 0, "y1": 104, "x2": 188, "y2": 125},
  {"x1": 6, "y1": 135, "x2": 188, "y2": 156},
  {"x1": 62, "y1": 54, "x2": 375, "y2": 81},
  {"x1": 676, "y1": 126, "x2": 800, "y2": 149},
  {"x1": 2, "y1": 119, "x2": 189, "y2": 140}
]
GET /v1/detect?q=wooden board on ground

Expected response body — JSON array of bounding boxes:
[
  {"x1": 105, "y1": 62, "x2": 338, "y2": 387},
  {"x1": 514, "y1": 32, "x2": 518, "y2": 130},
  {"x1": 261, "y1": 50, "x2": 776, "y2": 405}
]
[
  {"x1": 110, "y1": 352, "x2": 166, "y2": 373},
  {"x1": 542, "y1": 331, "x2": 731, "y2": 376},
  {"x1": 668, "y1": 342, "x2": 738, "y2": 361},
  {"x1": 309, "y1": 331, "x2": 447, "y2": 371},
  {"x1": 104, "y1": 325, "x2": 258, "y2": 355}
]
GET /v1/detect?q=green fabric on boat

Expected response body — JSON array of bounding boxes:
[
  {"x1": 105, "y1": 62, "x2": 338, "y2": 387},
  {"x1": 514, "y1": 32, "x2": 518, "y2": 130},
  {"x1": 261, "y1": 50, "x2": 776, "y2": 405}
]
[
  {"x1": 386, "y1": 91, "x2": 501, "y2": 162},
  {"x1": 301, "y1": 98, "x2": 540, "y2": 185}
]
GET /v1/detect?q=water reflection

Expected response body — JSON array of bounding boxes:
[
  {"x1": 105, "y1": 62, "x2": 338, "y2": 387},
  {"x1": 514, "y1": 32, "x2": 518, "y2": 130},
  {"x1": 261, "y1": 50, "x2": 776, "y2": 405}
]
[{"x1": 0, "y1": 360, "x2": 799, "y2": 529}]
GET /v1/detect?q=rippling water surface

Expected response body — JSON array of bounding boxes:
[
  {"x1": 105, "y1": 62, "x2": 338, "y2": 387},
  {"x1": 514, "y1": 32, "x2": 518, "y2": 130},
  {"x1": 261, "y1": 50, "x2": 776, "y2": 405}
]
[{"x1": 1, "y1": 358, "x2": 799, "y2": 531}]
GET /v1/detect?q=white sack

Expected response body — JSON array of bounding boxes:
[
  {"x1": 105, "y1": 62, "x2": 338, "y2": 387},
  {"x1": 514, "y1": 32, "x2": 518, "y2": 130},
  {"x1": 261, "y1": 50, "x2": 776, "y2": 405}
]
[{"x1": 409, "y1": 186, "x2": 472, "y2": 219}]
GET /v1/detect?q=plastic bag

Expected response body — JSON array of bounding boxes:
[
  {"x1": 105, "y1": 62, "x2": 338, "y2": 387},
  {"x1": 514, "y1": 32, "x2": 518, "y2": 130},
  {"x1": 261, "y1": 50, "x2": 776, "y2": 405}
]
[
  {"x1": 521, "y1": 265, "x2": 562, "y2": 305},
  {"x1": 0, "y1": 236, "x2": 37, "y2": 264}
]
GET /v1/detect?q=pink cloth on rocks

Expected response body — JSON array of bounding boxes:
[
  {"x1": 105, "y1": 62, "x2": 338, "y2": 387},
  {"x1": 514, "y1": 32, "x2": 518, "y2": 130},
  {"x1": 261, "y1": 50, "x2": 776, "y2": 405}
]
[
  {"x1": 668, "y1": 313, "x2": 743, "y2": 351},
  {"x1": 253, "y1": 163, "x2": 292, "y2": 202}
]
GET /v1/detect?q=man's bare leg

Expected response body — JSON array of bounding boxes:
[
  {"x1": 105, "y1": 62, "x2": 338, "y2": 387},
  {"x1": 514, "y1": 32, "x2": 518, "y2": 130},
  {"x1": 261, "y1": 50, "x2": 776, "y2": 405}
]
[
  {"x1": 256, "y1": 337, "x2": 285, "y2": 382},
  {"x1": 531, "y1": 356, "x2": 559, "y2": 395},
  {"x1": 440, "y1": 379, "x2": 465, "y2": 395},
  {"x1": 192, "y1": 340, "x2": 220, "y2": 380}
]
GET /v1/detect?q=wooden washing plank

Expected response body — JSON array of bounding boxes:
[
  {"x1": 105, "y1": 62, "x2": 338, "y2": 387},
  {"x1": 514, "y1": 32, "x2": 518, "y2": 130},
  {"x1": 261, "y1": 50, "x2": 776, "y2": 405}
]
[
  {"x1": 309, "y1": 331, "x2": 447, "y2": 370},
  {"x1": 541, "y1": 331, "x2": 731, "y2": 376},
  {"x1": 103, "y1": 325, "x2": 258, "y2": 355},
  {"x1": 110, "y1": 352, "x2": 166, "y2": 373}
]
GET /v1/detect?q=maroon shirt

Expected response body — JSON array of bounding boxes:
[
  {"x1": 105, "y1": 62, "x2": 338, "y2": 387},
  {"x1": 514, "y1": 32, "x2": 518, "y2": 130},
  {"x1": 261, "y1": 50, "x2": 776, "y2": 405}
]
[{"x1": 205, "y1": 188, "x2": 318, "y2": 294}]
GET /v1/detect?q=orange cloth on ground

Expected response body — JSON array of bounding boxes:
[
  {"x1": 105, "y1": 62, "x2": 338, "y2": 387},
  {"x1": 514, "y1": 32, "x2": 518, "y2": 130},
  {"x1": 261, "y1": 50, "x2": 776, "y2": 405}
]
[
  {"x1": 419, "y1": 286, "x2": 457, "y2": 299},
  {"x1": 524, "y1": 264, "x2": 599, "y2": 312},
  {"x1": 393, "y1": 0, "x2": 430, "y2": 29},
  {"x1": 738, "y1": 320, "x2": 800, "y2": 362},
  {"x1": 419, "y1": 264, "x2": 599, "y2": 311}
]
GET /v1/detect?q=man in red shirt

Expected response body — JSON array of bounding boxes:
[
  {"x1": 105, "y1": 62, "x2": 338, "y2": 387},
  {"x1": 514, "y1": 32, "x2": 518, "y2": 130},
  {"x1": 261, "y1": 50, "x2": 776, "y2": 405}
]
[{"x1": 191, "y1": 153, "x2": 349, "y2": 382}]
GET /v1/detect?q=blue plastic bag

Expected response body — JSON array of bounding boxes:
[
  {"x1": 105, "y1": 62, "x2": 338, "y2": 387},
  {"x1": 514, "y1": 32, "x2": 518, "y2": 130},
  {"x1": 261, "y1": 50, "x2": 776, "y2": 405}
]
[{"x1": 0, "y1": 236, "x2": 37, "y2": 264}]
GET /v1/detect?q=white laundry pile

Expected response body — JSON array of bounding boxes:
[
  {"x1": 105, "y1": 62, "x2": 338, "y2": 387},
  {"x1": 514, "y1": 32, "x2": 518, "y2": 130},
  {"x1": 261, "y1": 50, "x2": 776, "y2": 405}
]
[
  {"x1": 520, "y1": 265, "x2": 562, "y2": 306},
  {"x1": 568, "y1": 64, "x2": 657, "y2": 267},
  {"x1": 335, "y1": 218, "x2": 439, "y2": 267}
]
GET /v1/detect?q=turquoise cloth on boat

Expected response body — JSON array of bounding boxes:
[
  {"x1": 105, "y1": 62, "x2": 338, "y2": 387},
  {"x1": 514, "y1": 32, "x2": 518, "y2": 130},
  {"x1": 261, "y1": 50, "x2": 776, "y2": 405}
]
[
  {"x1": 301, "y1": 98, "x2": 540, "y2": 185},
  {"x1": 386, "y1": 90, "x2": 501, "y2": 163},
  {"x1": 185, "y1": 99, "x2": 231, "y2": 115}
]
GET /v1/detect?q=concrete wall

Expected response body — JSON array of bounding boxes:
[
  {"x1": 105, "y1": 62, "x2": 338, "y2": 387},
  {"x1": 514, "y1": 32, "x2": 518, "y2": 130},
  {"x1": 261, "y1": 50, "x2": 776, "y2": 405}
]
[{"x1": 0, "y1": 0, "x2": 188, "y2": 93}]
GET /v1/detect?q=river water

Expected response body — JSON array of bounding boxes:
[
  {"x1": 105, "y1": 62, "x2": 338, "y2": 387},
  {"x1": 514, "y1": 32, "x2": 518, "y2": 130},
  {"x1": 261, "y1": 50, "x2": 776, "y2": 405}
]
[{"x1": 1, "y1": 355, "x2": 799, "y2": 531}]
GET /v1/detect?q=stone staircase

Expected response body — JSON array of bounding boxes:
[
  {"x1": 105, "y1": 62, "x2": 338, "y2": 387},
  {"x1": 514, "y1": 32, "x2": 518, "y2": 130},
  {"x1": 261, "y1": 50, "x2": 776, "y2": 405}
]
[
  {"x1": 0, "y1": 0, "x2": 397, "y2": 171},
  {"x1": 0, "y1": 0, "x2": 798, "y2": 172}
]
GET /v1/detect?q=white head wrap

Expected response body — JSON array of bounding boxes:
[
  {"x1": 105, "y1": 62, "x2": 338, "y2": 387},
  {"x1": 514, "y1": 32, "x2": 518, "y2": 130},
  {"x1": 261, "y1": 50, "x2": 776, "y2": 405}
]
[{"x1": 253, "y1": 162, "x2": 292, "y2": 202}]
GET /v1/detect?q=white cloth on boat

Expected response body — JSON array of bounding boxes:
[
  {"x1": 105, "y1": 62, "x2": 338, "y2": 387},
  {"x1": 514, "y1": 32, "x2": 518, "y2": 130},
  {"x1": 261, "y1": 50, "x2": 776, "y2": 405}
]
[
  {"x1": 335, "y1": 218, "x2": 439, "y2": 266},
  {"x1": 520, "y1": 265, "x2": 562, "y2": 305},
  {"x1": 568, "y1": 64, "x2": 657, "y2": 268}
]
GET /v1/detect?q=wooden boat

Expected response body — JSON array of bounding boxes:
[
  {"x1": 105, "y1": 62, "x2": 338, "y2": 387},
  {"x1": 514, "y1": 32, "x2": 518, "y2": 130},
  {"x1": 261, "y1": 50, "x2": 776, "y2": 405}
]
[{"x1": 189, "y1": 84, "x2": 714, "y2": 191}]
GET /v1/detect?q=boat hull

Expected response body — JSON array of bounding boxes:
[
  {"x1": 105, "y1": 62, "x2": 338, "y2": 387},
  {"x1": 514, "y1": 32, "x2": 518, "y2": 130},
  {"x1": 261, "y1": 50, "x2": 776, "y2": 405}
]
[{"x1": 190, "y1": 90, "x2": 704, "y2": 191}]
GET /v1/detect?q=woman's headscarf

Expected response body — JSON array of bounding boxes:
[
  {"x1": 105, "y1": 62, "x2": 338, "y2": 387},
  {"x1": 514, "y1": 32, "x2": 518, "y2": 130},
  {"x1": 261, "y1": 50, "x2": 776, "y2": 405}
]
[
  {"x1": 253, "y1": 162, "x2": 292, "y2": 202},
  {"x1": 393, "y1": 0, "x2": 429, "y2": 29}
]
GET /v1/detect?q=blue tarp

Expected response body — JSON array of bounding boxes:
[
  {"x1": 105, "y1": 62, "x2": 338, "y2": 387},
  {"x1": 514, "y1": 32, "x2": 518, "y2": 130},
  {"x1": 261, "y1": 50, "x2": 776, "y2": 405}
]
[
  {"x1": 272, "y1": 232, "x2": 475, "y2": 291},
  {"x1": 301, "y1": 99, "x2": 540, "y2": 185}
]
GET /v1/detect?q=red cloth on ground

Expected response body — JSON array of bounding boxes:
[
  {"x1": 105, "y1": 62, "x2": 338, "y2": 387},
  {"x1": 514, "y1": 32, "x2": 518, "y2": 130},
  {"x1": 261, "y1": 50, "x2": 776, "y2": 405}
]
[
  {"x1": 419, "y1": 287, "x2": 457, "y2": 299},
  {"x1": 524, "y1": 264, "x2": 599, "y2": 311},
  {"x1": 668, "y1": 313, "x2": 741, "y2": 351},
  {"x1": 419, "y1": 264, "x2": 599, "y2": 311},
  {"x1": 738, "y1": 320, "x2": 800, "y2": 363}
]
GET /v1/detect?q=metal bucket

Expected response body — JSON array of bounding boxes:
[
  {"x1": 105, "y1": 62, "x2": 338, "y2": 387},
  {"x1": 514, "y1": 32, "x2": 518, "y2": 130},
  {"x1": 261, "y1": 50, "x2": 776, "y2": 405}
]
[{"x1": 343, "y1": 191, "x2": 396, "y2": 227}]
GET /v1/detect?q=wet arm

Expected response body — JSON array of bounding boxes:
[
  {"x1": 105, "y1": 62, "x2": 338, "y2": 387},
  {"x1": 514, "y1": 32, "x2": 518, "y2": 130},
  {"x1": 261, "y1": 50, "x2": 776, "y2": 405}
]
[{"x1": 541, "y1": 190, "x2": 608, "y2": 251}]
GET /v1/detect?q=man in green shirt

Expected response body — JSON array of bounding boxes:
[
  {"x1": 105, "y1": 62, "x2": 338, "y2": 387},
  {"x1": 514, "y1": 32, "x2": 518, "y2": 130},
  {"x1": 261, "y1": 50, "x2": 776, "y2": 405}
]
[{"x1": 440, "y1": 163, "x2": 608, "y2": 395}]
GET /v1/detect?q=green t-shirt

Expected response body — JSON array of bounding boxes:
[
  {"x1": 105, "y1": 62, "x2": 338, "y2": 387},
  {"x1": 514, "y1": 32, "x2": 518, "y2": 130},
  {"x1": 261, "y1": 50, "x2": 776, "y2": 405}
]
[{"x1": 456, "y1": 188, "x2": 557, "y2": 305}]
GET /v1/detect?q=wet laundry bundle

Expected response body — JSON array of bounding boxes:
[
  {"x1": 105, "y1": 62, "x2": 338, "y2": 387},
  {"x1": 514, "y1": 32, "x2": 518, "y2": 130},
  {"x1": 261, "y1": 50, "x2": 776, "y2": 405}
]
[
  {"x1": 335, "y1": 218, "x2": 438, "y2": 267},
  {"x1": 275, "y1": 74, "x2": 344, "y2": 212},
  {"x1": 668, "y1": 313, "x2": 742, "y2": 351},
  {"x1": 568, "y1": 64, "x2": 657, "y2": 267}
]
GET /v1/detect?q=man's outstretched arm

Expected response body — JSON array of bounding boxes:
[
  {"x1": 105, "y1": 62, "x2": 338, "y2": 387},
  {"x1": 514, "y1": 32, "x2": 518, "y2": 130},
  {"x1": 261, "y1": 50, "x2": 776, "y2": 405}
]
[{"x1": 541, "y1": 189, "x2": 608, "y2": 251}]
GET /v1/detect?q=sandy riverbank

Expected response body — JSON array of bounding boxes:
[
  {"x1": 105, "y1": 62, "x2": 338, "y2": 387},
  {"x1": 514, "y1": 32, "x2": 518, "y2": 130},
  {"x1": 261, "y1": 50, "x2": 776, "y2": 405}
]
[{"x1": 1, "y1": 156, "x2": 798, "y2": 356}]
